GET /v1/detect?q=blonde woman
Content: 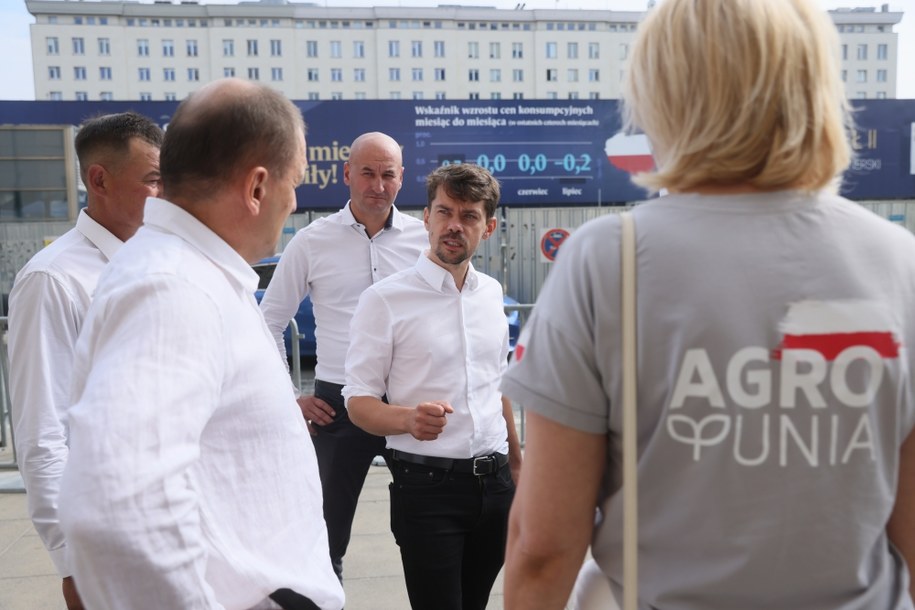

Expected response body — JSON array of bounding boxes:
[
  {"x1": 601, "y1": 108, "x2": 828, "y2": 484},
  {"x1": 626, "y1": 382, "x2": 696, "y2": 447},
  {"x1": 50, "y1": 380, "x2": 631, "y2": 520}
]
[{"x1": 501, "y1": 0, "x2": 915, "y2": 608}]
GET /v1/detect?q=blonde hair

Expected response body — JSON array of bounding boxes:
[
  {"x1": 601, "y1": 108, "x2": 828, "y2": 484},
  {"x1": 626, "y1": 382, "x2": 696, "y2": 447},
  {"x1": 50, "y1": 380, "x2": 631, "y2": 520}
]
[{"x1": 621, "y1": 0, "x2": 852, "y2": 193}]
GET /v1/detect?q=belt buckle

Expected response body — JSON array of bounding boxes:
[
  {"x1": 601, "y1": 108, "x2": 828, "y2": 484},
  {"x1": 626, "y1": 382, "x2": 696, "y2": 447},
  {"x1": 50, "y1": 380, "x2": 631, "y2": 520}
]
[{"x1": 472, "y1": 455, "x2": 494, "y2": 476}]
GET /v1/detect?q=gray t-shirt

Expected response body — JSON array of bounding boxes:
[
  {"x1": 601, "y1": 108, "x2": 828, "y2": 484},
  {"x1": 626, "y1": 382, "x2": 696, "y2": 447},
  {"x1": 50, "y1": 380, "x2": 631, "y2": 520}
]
[{"x1": 502, "y1": 190, "x2": 915, "y2": 609}]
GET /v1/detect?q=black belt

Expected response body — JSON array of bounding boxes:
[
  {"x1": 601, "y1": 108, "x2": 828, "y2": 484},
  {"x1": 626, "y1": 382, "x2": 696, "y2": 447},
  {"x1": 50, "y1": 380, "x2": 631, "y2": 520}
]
[{"x1": 389, "y1": 449, "x2": 508, "y2": 476}]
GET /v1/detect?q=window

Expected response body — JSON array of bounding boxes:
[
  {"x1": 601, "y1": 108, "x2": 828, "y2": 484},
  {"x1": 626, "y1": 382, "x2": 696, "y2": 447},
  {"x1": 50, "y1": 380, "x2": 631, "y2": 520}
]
[
  {"x1": 389, "y1": 40, "x2": 400, "y2": 57},
  {"x1": 546, "y1": 42, "x2": 557, "y2": 59},
  {"x1": 469, "y1": 92, "x2": 480, "y2": 100},
  {"x1": 619, "y1": 43, "x2": 628, "y2": 60},
  {"x1": 139, "y1": 92, "x2": 152, "y2": 101},
  {"x1": 271, "y1": 67, "x2": 283, "y2": 81},
  {"x1": 877, "y1": 69, "x2": 887, "y2": 83},
  {"x1": 855, "y1": 91, "x2": 866, "y2": 99},
  {"x1": 567, "y1": 42, "x2": 578, "y2": 59},
  {"x1": 841, "y1": 44, "x2": 848, "y2": 61},
  {"x1": 469, "y1": 69, "x2": 479, "y2": 81},
  {"x1": 74, "y1": 66, "x2": 87, "y2": 80},
  {"x1": 331, "y1": 68, "x2": 343, "y2": 82},
  {"x1": 588, "y1": 42, "x2": 599, "y2": 59},
  {"x1": 567, "y1": 68, "x2": 578, "y2": 82},
  {"x1": 877, "y1": 44, "x2": 888, "y2": 60},
  {"x1": 163, "y1": 40, "x2": 174, "y2": 57},
  {"x1": 165, "y1": 92, "x2": 177, "y2": 101},
  {"x1": 490, "y1": 42, "x2": 500, "y2": 59},
  {"x1": 841, "y1": 69, "x2": 847, "y2": 82},
  {"x1": 435, "y1": 91, "x2": 446, "y2": 100},
  {"x1": 513, "y1": 92, "x2": 523, "y2": 100},
  {"x1": 512, "y1": 69, "x2": 523, "y2": 82},
  {"x1": 547, "y1": 91, "x2": 558, "y2": 100},
  {"x1": 410, "y1": 68, "x2": 422, "y2": 81},
  {"x1": 164, "y1": 68, "x2": 176, "y2": 81},
  {"x1": 589, "y1": 92, "x2": 600, "y2": 100},
  {"x1": 490, "y1": 69, "x2": 501, "y2": 82},
  {"x1": 99, "y1": 66, "x2": 112, "y2": 80},
  {"x1": 412, "y1": 41, "x2": 422, "y2": 57},
  {"x1": 138, "y1": 67, "x2": 150, "y2": 81},
  {"x1": 49, "y1": 91, "x2": 62, "y2": 101},
  {"x1": 270, "y1": 39, "x2": 282, "y2": 56},
  {"x1": 468, "y1": 41, "x2": 479, "y2": 59},
  {"x1": 224, "y1": 67, "x2": 236, "y2": 78},
  {"x1": 308, "y1": 68, "x2": 319, "y2": 81},
  {"x1": 413, "y1": 91, "x2": 423, "y2": 100},
  {"x1": 330, "y1": 40, "x2": 341, "y2": 58},
  {"x1": 546, "y1": 68, "x2": 557, "y2": 82},
  {"x1": 354, "y1": 68, "x2": 366, "y2": 82},
  {"x1": 856, "y1": 69, "x2": 867, "y2": 83},
  {"x1": 247, "y1": 39, "x2": 258, "y2": 56},
  {"x1": 100, "y1": 92, "x2": 113, "y2": 101},
  {"x1": 355, "y1": 92, "x2": 366, "y2": 100},
  {"x1": 98, "y1": 38, "x2": 110, "y2": 56},
  {"x1": 223, "y1": 39, "x2": 234, "y2": 56},
  {"x1": 76, "y1": 91, "x2": 89, "y2": 101},
  {"x1": 138, "y1": 39, "x2": 149, "y2": 56},
  {"x1": 588, "y1": 69, "x2": 599, "y2": 82},
  {"x1": 188, "y1": 68, "x2": 200, "y2": 81},
  {"x1": 857, "y1": 44, "x2": 867, "y2": 61},
  {"x1": 331, "y1": 92, "x2": 343, "y2": 100},
  {"x1": 434, "y1": 68, "x2": 445, "y2": 81},
  {"x1": 187, "y1": 39, "x2": 198, "y2": 57},
  {"x1": 307, "y1": 41, "x2": 318, "y2": 57},
  {"x1": 512, "y1": 42, "x2": 523, "y2": 59},
  {"x1": 46, "y1": 37, "x2": 59, "y2": 55},
  {"x1": 491, "y1": 92, "x2": 501, "y2": 100},
  {"x1": 389, "y1": 67, "x2": 401, "y2": 81},
  {"x1": 391, "y1": 92, "x2": 402, "y2": 100},
  {"x1": 434, "y1": 40, "x2": 445, "y2": 57},
  {"x1": 72, "y1": 37, "x2": 85, "y2": 55},
  {"x1": 246, "y1": 67, "x2": 259, "y2": 80},
  {"x1": 876, "y1": 91, "x2": 887, "y2": 99},
  {"x1": 354, "y1": 41, "x2": 365, "y2": 58}
]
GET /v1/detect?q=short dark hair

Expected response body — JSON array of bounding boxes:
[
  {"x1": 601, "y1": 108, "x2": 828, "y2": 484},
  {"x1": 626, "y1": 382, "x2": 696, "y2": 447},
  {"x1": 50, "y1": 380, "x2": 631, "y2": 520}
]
[
  {"x1": 425, "y1": 163, "x2": 500, "y2": 219},
  {"x1": 160, "y1": 83, "x2": 306, "y2": 201},
  {"x1": 74, "y1": 112, "x2": 163, "y2": 181}
]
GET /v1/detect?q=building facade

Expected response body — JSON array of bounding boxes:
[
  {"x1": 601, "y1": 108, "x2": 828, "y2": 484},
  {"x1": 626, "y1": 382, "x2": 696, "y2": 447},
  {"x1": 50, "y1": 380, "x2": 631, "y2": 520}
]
[{"x1": 24, "y1": 0, "x2": 902, "y2": 103}]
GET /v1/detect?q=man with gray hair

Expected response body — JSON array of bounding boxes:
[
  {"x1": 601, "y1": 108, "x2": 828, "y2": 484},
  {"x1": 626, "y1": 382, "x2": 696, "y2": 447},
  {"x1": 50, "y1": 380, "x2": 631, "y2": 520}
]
[{"x1": 58, "y1": 79, "x2": 343, "y2": 610}]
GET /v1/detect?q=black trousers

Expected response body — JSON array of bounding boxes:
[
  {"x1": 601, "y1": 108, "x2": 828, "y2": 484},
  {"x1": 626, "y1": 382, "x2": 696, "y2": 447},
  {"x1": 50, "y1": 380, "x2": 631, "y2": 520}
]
[
  {"x1": 311, "y1": 379, "x2": 387, "y2": 580},
  {"x1": 387, "y1": 456, "x2": 516, "y2": 610}
]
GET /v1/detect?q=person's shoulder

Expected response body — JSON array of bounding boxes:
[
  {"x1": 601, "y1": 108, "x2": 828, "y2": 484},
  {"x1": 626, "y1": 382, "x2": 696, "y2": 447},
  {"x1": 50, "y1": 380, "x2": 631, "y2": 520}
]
[
  {"x1": 16, "y1": 226, "x2": 93, "y2": 278},
  {"x1": 372, "y1": 265, "x2": 417, "y2": 293}
]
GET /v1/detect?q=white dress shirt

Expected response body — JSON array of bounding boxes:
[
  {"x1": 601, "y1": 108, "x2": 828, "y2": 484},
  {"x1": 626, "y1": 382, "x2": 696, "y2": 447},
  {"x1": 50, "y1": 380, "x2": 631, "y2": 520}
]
[
  {"x1": 259, "y1": 202, "x2": 427, "y2": 384},
  {"x1": 8, "y1": 209, "x2": 122, "y2": 577},
  {"x1": 58, "y1": 198, "x2": 344, "y2": 610},
  {"x1": 343, "y1": 253, "x2": 510, "y2": 458}
]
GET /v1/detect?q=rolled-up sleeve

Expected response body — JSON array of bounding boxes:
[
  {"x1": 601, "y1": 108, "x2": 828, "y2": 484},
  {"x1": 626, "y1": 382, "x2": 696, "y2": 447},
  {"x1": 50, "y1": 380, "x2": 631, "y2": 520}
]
[{"x1": 342, "y1": 287, "x2": 392, "y2": 406}]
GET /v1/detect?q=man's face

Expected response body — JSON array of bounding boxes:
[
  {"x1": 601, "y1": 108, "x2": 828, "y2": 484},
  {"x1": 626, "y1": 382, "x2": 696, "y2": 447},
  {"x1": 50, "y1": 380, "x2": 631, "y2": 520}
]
[
  {"x1": 255, "y1": 133, "x2": 307, "y2": 261},
  {"x1": 105, "y1": 137, "x2": 161, "y2": 236},
  {"x1": 423, "y1": 186, "x2": 496, "y2": 268},
  {"x1": 343, "y1": 139, "x2": 404, "y2": 222}
]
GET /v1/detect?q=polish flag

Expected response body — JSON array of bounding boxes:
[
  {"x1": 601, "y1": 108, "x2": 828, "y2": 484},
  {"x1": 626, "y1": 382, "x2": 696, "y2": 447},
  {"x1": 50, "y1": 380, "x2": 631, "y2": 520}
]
[
  {"x1": 604, "y1": 133, "x2": 654, "y2": 174},
  {"x1": 773, "y1": 300, "x2": 901, "y2": 360}
]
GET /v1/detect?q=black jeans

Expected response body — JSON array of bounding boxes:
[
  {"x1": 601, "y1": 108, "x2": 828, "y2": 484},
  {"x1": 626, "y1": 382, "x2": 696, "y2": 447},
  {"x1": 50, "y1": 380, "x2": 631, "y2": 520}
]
[
  {"x1": 388, "y1": 456, "x2": 516, "y2": 610},
  {"x1": 311, "y1": 379, "x2": 386, "y2": 580}
]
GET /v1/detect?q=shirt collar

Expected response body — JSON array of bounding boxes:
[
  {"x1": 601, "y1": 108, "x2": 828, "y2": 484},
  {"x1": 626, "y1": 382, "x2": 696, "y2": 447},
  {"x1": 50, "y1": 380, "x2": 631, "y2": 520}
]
[
  {"x1": 142, "y1": 197, "x2": 259, "y2": 293},
  {"x1": 75, "y1": 208, "x2": 124, "y2": 262},
  {"x1": 415, "y1": 250, "x2": 479, "y2": 293},
  {"x1": 341, "y1": 200, "x2": 405, "y2": 231}
]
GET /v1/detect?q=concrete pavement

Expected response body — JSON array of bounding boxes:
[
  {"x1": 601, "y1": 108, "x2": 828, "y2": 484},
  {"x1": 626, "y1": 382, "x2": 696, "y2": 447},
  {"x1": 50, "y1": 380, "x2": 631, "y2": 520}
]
[{"x1": 0, "y1": 452, "x2": 506, "y2": 609}]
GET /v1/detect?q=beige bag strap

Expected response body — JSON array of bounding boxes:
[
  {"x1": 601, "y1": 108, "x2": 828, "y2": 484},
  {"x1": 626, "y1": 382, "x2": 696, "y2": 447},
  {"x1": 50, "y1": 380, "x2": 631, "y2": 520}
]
[{"x1": 620, "y1": 211, "x2": 638, "y2": 610}]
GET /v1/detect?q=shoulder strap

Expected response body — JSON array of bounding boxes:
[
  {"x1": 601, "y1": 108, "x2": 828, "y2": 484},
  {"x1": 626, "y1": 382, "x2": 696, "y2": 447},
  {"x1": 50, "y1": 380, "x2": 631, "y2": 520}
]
[{"x1": 620, "y1": 210, "x2": 638, "y2": 610}]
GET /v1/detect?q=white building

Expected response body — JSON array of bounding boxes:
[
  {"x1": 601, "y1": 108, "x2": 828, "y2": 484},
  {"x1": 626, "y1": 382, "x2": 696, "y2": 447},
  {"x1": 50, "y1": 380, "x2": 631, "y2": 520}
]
[{"x1": 24, "y1": 0, "x2": 903, "y2": 102}]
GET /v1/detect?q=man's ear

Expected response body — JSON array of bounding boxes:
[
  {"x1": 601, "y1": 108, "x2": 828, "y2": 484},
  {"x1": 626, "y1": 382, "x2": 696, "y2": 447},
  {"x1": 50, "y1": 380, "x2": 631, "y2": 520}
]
[
  {"x1": 482, "y1": 216, "x2": 497, "y2": 240},
  {"x1": 85, "y1": 164, "x2": 107, "y2": 198},
  {"x1": 423, "y1": 206, "x2": 430, "y2": 230},
  {"x1": 244, "y1": 166, "x2": 269, "y2": 215}
]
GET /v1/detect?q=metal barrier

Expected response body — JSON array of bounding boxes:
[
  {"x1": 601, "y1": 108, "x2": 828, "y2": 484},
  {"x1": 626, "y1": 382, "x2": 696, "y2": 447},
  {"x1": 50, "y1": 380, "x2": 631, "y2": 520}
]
[
  {"x1": 504, "y1": 302, "x2": 535, "y2": 446},
  {"x1": 0, "y1": 316, "x2": 17, "y2": 469}
]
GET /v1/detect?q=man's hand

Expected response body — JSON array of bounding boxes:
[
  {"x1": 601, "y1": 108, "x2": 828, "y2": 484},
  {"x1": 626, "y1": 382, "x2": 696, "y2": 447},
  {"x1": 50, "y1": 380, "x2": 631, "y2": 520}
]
[
  {"x1": 407, "y1": 400, "x2": 454, "y2": 441},
  {"x1": 297, "y1": 395, "x2": 335, "y2": 435},
  {"x1": 62, "y1": 576, "x2": 84, "y2": 610}
]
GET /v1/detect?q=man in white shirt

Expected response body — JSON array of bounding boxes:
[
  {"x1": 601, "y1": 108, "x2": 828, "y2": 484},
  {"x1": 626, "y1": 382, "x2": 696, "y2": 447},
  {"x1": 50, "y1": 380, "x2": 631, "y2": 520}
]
[
  {"x1": 57, "y1": 79, "x2": 344, "y2": 610},
  {"x1": 344, "y1": 163, "x2": 522, "y2": 610},
  {"x1": 259, "y1": 131, "x2": 427, "y2": 580},
  {"x1": 8, "y1": 111, "x2": 163, "y2": 610}
]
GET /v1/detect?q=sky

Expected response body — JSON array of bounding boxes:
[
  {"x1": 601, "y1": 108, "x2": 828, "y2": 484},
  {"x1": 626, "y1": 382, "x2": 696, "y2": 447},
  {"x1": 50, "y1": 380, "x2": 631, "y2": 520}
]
[{"x1": 0, "y1": 0, "x2": 911, "y2": 100}]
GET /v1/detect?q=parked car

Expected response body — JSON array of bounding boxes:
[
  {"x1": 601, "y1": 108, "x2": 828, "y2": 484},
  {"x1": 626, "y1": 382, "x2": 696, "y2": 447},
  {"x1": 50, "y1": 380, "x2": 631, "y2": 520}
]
[{"x1": 253, "y1": 256, "x2": 522, "y2": 359}]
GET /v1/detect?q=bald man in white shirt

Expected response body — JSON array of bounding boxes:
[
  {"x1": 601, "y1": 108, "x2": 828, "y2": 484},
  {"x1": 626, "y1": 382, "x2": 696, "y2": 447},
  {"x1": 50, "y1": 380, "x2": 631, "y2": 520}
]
[
  {"x1": 8, "y1": 111, "x2": 163, "y2": 610},
  {"x1": 344, "y1": 163, "x2": 522, "y2": 610},
  {"x1": 57, "y1": 79, "x2": 343, "y2": 610}
]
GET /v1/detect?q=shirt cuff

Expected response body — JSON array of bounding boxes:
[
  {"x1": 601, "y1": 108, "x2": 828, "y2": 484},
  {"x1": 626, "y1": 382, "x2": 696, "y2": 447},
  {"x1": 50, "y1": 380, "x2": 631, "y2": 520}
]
[{"x1": 48, "y1": 543, "x2": 71, "y2": 578}]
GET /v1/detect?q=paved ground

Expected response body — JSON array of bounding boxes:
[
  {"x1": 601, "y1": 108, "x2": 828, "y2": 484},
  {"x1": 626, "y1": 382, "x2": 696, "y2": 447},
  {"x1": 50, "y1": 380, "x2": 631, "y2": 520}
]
[{"x1": 0, "y1": 459, "x2": 506, "y2": 610}]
